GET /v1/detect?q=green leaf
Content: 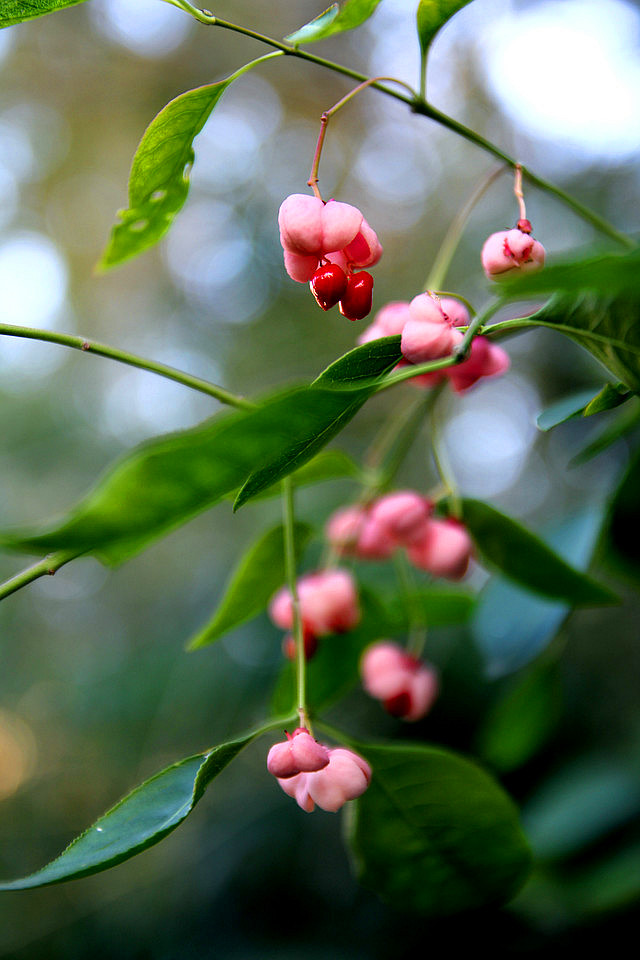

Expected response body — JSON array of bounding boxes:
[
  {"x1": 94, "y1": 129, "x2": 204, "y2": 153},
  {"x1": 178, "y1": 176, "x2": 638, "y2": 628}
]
[
  {"x1": 229, "y1": 449, "x2": 362, "y2": 503},
  {"x1": 536, "y1": 387, "x2": 607, "y2": 431},
  {"x1": 583, "y1": 381, "x2": 631, "y2": 415},
  {"x1": 99, "y1": 56, "x2": 275, "y2": 270},
  {"x1": 499, "y1": 245, "x2": 640, "y2": 301},
  {"x1": 0, "y1": 0, "x2": 88, "y2": 27},
  {"x1": 234, "y1": 337, "x2": 402, "y2": 508},
  {"x1": 0, "y1": 340, "x2": 401, "y2": 565},
  {"x1": 477, "y1": 663, "x2": 562, "y2": 773},
  {"x1": 472, "y1": 508, "x2": 607, "y2": 677},
  {"x1": 188, "y1": 521, "x2": 313, "y2": 650},
  {"x1": 461, "y1": 498, "x2": 616, "y2": 606},
  {"x1": 348, "y1": 742, "x2": 532, "y2": 915},
  {"x1": 285, "y1": 0, "x2": 382, "y2": 44},
  {"x1": 0, "y1": 731, "x2": 260, "y2": 890},
  {"x1": 416, "y1": 1, "x2": 472, "y2": 56},
  {"x1": 383, "y1": 587, "x2": 475, "y2": 626},
  {"x1": 570, "y1": 399, "x2": 640, "y2": 466}
]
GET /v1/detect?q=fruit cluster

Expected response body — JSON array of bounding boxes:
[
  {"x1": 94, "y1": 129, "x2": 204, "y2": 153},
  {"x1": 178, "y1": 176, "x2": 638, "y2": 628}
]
[{"x1": 278, "y1": 194, "x2": 382, "y2": 319}]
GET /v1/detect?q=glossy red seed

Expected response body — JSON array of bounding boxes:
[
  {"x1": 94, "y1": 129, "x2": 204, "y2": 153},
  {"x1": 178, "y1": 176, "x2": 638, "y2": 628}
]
[
  {"x1": 310, "y1": 263, "x2": 348, "y2": 311},
  {"x1": 338, "y1": 271, "x2": 374, "y2": 321}
]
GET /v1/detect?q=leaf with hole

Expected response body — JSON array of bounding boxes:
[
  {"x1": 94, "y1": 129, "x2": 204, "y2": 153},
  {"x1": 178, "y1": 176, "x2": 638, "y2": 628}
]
[
  {"x1": 285, "y1": 0, "x2": 382, "y2": 44},
  {"x1": 188, "y1": 522, "x2": 313, "y2": 650},
  {"x1": 348, "y1": 741, "x2": 532, "y2": 915}
]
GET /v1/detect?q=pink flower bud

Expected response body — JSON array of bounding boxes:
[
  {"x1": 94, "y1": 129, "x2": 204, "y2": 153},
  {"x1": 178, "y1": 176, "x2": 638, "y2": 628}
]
[
  {"x1": 360, "y1": 641, "x2": 439, "y2": 722},
  {"x1": 367, "y1": 491, "x2": 432, "y2": 546},
  {"x1": 481, "y1": 227, "x2": 545, "y2": 279},
  {"x1": 448, "y1": 337, "x2": 510, "y2": 393},
  {"x1": 278, "y1": 194, "x2": 324, "y2": 255},
  {"x1": 267, "y1": 728, "x2": 330, "y2": 780},
  {"x1": 277, "y1": 746, "x2": 372, "y2": 812},
  {"x1": 407, "y1": 517, "x2": 473, "y2": 580},
  {"x1": 401, "y1": 318, "x2": 463, "y2": 364},
  {"x1": 269, "y1": 569, "x2": 360, "y2": 636}
]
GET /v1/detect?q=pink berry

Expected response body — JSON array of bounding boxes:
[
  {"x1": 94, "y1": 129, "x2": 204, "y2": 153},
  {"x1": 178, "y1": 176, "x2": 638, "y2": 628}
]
[
  {"x1": 283, "y1": 250, "x2": 321, "y2": 283},
  {"x1": 360, "y1": 641, "x2": 439, "y2": 722},
  {"x1": 267, "y1": 728, "x2": 330, "y2": 780},
  {"x1": 278, "y1": 194, "x2": 325, "y2": 256},
  {"x1": 357, "y1": 301, "x2": 411, "y2": 345},
  {"x1": 325, "y1": 505, "x2": 368, "y2": 554},
  {"x1": 277, "y1": 746, "x2": 372, "y2": 813},
  {"x1": 339, "y1": 271, "x2": 374, "y2": 321},
  {"x1": 438, "y1": 297, "x2": 470, "y2": 328},
  {"x1": 342, "y1": 218, "x2": 383, "y2": 268},
  {"x1": 366, "y1": 491, "x2": 432, "y2": 546},
  {"x1": 448, "y1": 336, "x2": 510, "y2": 393},
  {"x1": 407, "y1": 518, "x2": 473, "y2": 580},
  {"x1": 310, "y1": 262, "x2": 348, "y2": 311},
  {"x1": 320, "y1": 199, "x2": 364, "y2": 253},
  {"x1": 481, "y1": 226, "x2": 545, "y2": 279},
  {"x1": 269, "y1": 569, "x2": 360, "y2": 636},
  {"x1": 401, "y1": 318, "x2": 463, "y2": 364}
]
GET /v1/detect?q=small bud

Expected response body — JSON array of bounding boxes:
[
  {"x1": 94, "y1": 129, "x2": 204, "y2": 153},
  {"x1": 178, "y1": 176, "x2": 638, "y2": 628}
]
[
  {"x1": 269, "y1": 569, "x2": 360, "y2": 636},
  {"x1": 401, "y1": 319, "x2": 463, "y2": 364},
  {"x1": 360, "y1": 641, "x2": 439, "y2": 722},
  {"x1": 481, "y1": 227, "x2": 545, "y2": 279},
  {"x1": 339, "y1": 272, "x2": 374, "y2": 321},
  {"x1": 366, "y1": 491, "x2": 432, "y2": 546},
  {"x1": 277, "y1": 746, "x2": 372, "y2": 812},
  {"x1": 267, "y1": 728, "x2": 329, "y2": 780},
  {"x1": 310, "y1": 262, "x2": 348, "y2": 310},
  {"x1": 407, "y1": 517, "x2": 473, "y2": 580}
]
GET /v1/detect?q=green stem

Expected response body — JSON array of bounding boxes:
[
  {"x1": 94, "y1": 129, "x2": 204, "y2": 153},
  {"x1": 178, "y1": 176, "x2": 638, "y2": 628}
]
[
  {"x1": 282, "y1": 477, "x2": 309, "y2": 731},
  {"x1": 0, "y1": 323, "x2": 253, "y2": 411},
  {"x1": 430, "y1": 402, "x2": 461, "y2": 518},
  {"x1": 426, "y1": 165, "x2": 504, "y2": 291},
  {"x1": 394, "y1": 552, "x2": 428, "y2": 658},
  {"x1": 0, "y1": 551, "x2": 79, "y2": 602},
  {"x1": 172, "y1": 4, "x2": 633, "y2": 249},
  {"x1": 373, "y1": 386, "x2": 445, "y2": 493}
]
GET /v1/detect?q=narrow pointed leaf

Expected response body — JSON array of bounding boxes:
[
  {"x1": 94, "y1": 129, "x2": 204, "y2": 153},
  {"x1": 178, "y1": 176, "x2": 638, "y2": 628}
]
[
  {"x1": 416, "y1": 1, "x2": 472, "y2": 56},
  {"x1": 0, "y1": 340, "x2": 401, "y2": 565},
  {"x1": 0, "y1": 0, "x2": 88, "y2": 27},
  {"x1": 461, "y1": 498, "x2": 616, "y2": 605},
  {"x1": 570, "y1": 399, "x2": 640, "y2": 466},
  {"x1": 227, "y1": 449, "x2": 362, "y2": 503},
  {"x1": 348, "y1": 742, "x2": 532, "y2": 915},
  {"x1": 188, "y1": 521, "x2": 313, "y2": 650},
  {"x1": 234, "y1": 337, "x2": 402, "y2": 508},
  {"x1": 99, "y1": 56, "x2": 276, "y2": 270},
  {"x1": 536, "y1": 387, "x2": 605, "y2": 431},
  {"x1": 583, "y1": 381, "x2": 631, "y2": 415},
  {"x1": 286, "y1": 0, "x2": 382, "y2": 44},
  {"x1": 0, "y1": 732, "x2": 258, "y2": 890}
]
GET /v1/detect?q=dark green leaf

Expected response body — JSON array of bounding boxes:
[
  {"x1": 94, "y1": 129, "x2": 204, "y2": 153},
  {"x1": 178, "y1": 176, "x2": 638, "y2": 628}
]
[
  {"x1": 477, "y1": 663, "x2": 562, "y2": 773},
  {"x1": 583, "y1": 381, "x2": 631, "y2": 415},
  {"x1": 461, "y1": 498, "x2": 616, "y2": 605},
  {"x1": 0, "y1": 732, "x2": 258, "y2": 889},
  {"x1": 536, "y1": 387, "x2": 606, "y2": 431},
  {"x1": 188, "y1": 522, "x2": 313, "y2": 650},
  {"x1": 606, "y1": 446, "x2": 640, "y2": 575},
  {"x1": 271, "y1": 588, "x2": 388, "y2": 716},
  {"x1": 349, "y1": 742, "x2": 531, "y2": 915},
  {"x1": 234, "y1": 337, "x2": 402, "y2": 508},
  {"x1": 499, "y1": 245, "x2": 640, "y2": 301},
  {"x1": 286, "y1": 0, "x2": 382, "y2": 44},
  {"x1": 416, "y1": 1, "x2": 472, "y2": 56},
  {"x1": 0, "y1": 0, "x2": 88, "y2": 27},
  {"x1": 99, "y1": 55, "x2": 277, "y2": 270},
  {"x1": 0, "y1": 340, "x2": 402, "y2": 565},
  {"x1": 472, "y1": 508, "x2": 606, "y2": 677}
]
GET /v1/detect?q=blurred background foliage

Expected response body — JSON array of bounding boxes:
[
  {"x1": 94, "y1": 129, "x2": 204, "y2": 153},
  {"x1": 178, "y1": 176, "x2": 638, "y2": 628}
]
[{"x1": 0, "y1": 0, "x2": 639, "y2": 954}]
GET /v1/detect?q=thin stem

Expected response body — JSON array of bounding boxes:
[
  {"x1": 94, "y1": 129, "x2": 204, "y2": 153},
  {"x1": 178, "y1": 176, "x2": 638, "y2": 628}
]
[
  {"x1": 426, "y1": 165, "x2": 503, "y2": 291},
  {"x1": 430, "y1": 402, "x2": 461, "y2": 518},
  {"x1": 282, "y1": 477, "x2": 309, "y2": 731},
  {"x1": 394, "y1": 552, "x2": 428, "y2": 658},
  {"x1": 0, "y1": 551, "x2": 78, "y2": 602},
  {"x1": 308, "y1": 76, "x2": 417, "y2": 198},
  {"x1": 419, "y1": 46, "x2": 427, "y2": 101},
  {"x1": 172, "y1": 5, "x2": 633, "y2": 249},
  {"x1": 374, "y1": 386, "x2": 444, "y2": 493},
  {"x1": 0, "y1": 323, "x2": 254, "y2": 411},
  {"x1": 514, "y1": 163, "x2": 527, "y2": 222}
]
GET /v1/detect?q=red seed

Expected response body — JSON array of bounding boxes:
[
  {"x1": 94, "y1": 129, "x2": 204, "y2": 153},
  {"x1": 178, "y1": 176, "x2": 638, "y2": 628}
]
[
  {"x1": 309, "y1": 263, "x2": 348, "y2": 311},
  {"x1": 338, "y1": 271, "x2": 374, "y2": 321}
]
